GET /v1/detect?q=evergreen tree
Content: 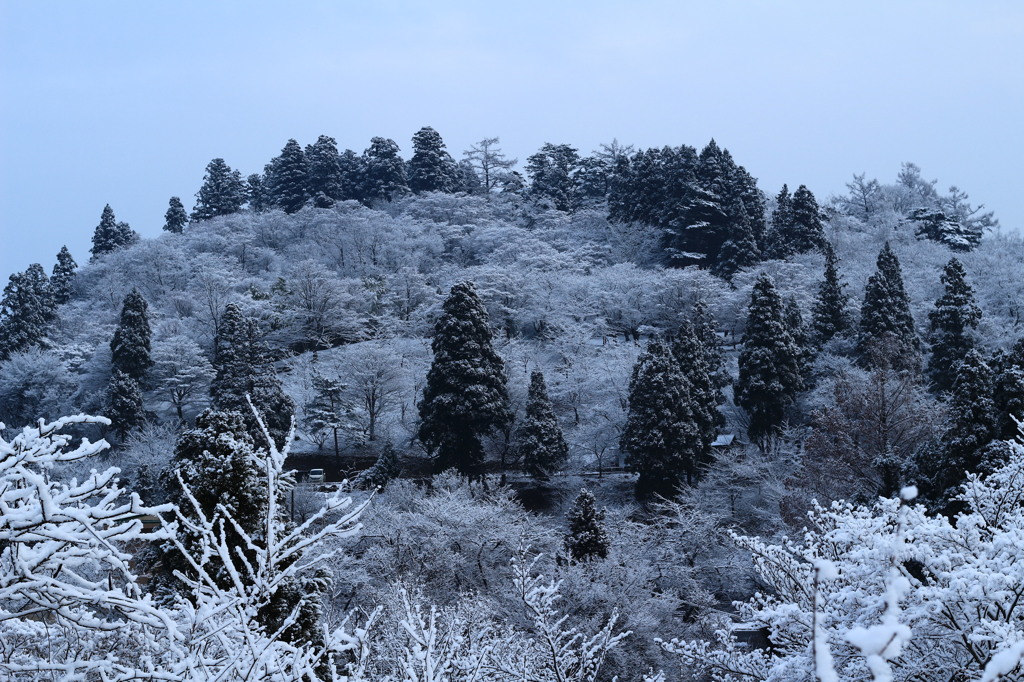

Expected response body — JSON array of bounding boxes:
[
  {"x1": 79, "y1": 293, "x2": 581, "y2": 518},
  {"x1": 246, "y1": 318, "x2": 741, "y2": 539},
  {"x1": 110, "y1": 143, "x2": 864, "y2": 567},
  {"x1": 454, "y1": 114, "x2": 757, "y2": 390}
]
[
  {"x1": 268, "y1": 139, "x2": 310, "y2": 214},
  {"x1": 811, "y1": 248, "x2": 852, "y2": 345},
  {"x1": 210, "y1": 303, "x2": 296, "y2": 449},
  {"x1": 337, "y1": 149, "x2": 366, "y2": 202},
  {"x1": 515, "y1": 370, "x2": 569, "y2": 480},
  {"x1": 110, "y1": 288, "x2": 153, "y2": 382},
  {"x1": 192, "y1": 158, "x2": 246, "y2": 221},
  {"x1": 712, "y1": 200, "x2": 760, "y2": 279},
  {"x1": 785, "y1": 295, "x2": 814, "y2": 379},
  {"x1": 789, "y1": 185, "x2": 828, "y2": 253},
  {"x1": 734, "y1": 274, "x2": 804, "y2": 444},
  {"x1": 50, "y1": 246, "x2": 77, "y2": 305},
  {"x1": 621, "y1": 339, "x2": 702, "y2": 499},
  {"x1": 0, "y1": 263, "x2": 56, "y2": 361},
  {"x1": 856, "y1": 242, "x2": 921, "y2": 371},
  {"x1": 304, "y1": 135, "x2": 344, "y2": 204},
  {"x1": 407, "y1": 126, "x2": 458, "y2": 194},
  {"x1": 670, "y1": 320, "x2": 723, "y2": 462},
  {"x1": 919, "y1": 349, "x2": 997, "y2": 508},
  {"x1": 764, "y1": 185, "x2": 794, "y2": 259},
  {"x1": 993, "y1": 339, "x2": 1024, "y2": 440},
  {"x1": 526, "y1": 143, "x2": 581, "y2": 211},
  {"x1": 90, "y1": 204, "x2": 135, "y2": 259},
  {"x1": 454, "y1": 158, "x2": 483, "y2": 194},
  {"x1": 163, "y1": 196, "x2": 188, "y2": 233},
  {"x1": 303, "y1": 370, "x2": 355, "y2": 459},
  {"x1": 564, "y1": 488, "x2": 610, "y2": 562},
  {"x1": 927, "y1": 258, "x2": 982, "y2": 394},
  {"x1": 246, "y1": 173, "x2": 270, "y2": 212},
  {"x1": 106, "y1": 370, "x2": 145, "y2": 438},
  {"x1": 692, "y1": 300, "x2": 728, "y2": 391},
  {"x1": 356, "y1": 440, "x2": 400, "y2": 490},
  {"x1": 361, "y1": 137, "x2": 408, "y2": 203},
  {"x1": 418, "y1": 281, "x2": 511, "y2": 477}
]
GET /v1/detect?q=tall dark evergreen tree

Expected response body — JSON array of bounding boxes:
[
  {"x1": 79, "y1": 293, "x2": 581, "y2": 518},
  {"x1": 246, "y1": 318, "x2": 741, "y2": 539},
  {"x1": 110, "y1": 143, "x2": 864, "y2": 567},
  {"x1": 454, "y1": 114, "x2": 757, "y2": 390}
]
[
  {"x1": 90, "y1": 204, "x2": 135, "y2": 259},
  {"x1": 621, "y1": 339, "x2": 702, "y2": 499},
  {"x1": 918, "y1": 349, "x2": 997, "y2": 508},
  {"x1": 192, "y1": 158, "x2": 246, "y2": 221},
  {"x1": 734, "y1": 274, "x2": 804, "y2": 444},
  {"x1": 785, "y1": 296, "x2": 814, "y2": 379},
  {"x1": 515, "y1": 370, "x2": 569, "y2": 480},
  {"x1": 305, "y1": 135, "x2": 344, "y2": 204},
  {"x1": 407, "y1": 126, "x2": 458, "y2": 194},
  {"x1": 211, "y1": 303, "x2": 296, "y2": 449},
  {"x1": 246, "y1": 173, "x2": 270, "y2": 212},
  {"x1": 526, "y1": 143, "x2": 582, "y2": 212},
  {"x1": 564, "y1": 488, "x2": 610, "y2": 562},
  {"x1": 811, "y1": 248, "x2": 852, "y2": 345},
  {"x1": 268, "y1": 139, "x2": 310, "y2": 214},
  {"x1": 764, "y1": 185, "x2": 794, "y2": 259},
  {"x1": 361, "y1": 137, "x2": 408, "y2": 203},
  {"x1": 670, "y1": 320, "x2": 723, "y2": 463},
  {"x1": 418, "y1": 282, "x2": 511, "y2": 477},
  {"x1": 927, "y1": 258, "x2": 982, "y2": 394},
  {"x1": 993, "y1": 339, "x2": 1024, "y2": 440},
  {"x1": 163, "y1": 196, "x2": 188, "y2": 233},
  {"x1": 0, "y1": 263, "x2": 56, "y2": 361},
  {"x1": 110, "y1": 288, "x2": 153, "y2": 382},
  {"x1": 713, "y1": 200, "x2": 761, "y2": 279},
  {"x1": 789, "y1": 185, "x2": 828, "y2": 253},
  {"x1": 856, "y1": 243, "x2": 921, "y2": 370},
  {"x1": 50, "y1": 246, "x2": 77, "y2": 305},
  {"x1": 106, "y1": 370, "x2": 145, "y2": 438},
  {"x1": 337, "y1": 149, "x2": 366, "y2": 202}
]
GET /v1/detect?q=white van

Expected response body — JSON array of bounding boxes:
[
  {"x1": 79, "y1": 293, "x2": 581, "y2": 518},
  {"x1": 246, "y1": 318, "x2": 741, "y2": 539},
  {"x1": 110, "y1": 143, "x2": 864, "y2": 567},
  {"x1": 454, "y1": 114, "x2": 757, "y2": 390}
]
[{"x1": 308, "y1": 468, "x2": 325, "y2": 484}]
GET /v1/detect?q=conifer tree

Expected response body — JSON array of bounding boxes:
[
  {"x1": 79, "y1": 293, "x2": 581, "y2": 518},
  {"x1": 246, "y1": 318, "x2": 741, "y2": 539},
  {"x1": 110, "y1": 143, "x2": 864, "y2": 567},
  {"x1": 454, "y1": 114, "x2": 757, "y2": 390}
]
[
  {"x1": 90, "y1": 204, "x2": 135, "y2": 259},
  {"x1": 526, "y1": 143, "x2": 582, "y2": 211},
  {"x1": 811, "y1": 247, "x2": 852, "y2": 345},
  {"x1": 919, "y1": 349, "x2": 997, "y2": 507},
  {"x1": 564, "y1": 488, "x2": 610, "y2": 562},
  {"x1": 303, "y1": 370, "x2": 355, "y2": 459},
  {"x1": 692, "y1": 300, "x2": 728, "y2": 391},
  {"x1": 106, "y1": 369, "x2": 145, "y2": 438},
  {"x1": 304, "y1": 135, "x2": 344, "y2": 204},
  {"x1": 408, "y1": 126, "x2": 458, "y2": 194},
  {"x1": 515, "y1": 370, "x2": 569, "y2": 480},
  {"x1": 789, "y1": 185, "x2": 828, "y2": 253},
  {"x1": 163, "y1": 196, "x2": 188, "y2": 233},
  {"x1": 110, "y1": 288, "x2": 153, "y2": 382},
  {"x1": 734, "y1": 274, "x2": 803, "y2": 444},
  {"x1": 418, "y1": 281, "x2": 511, "y2": 477},
  {"x1": 621, "y1": 339, "x2": 702, "y2": 499},
  {"x1": 247, "y1": 173, "x2": 270, "y2": 212},
  {"x1": 993, "y1": 339, "x2": 1024, "y2": 440},
  {"x1": 50, "y1": 246, "x2": 77, "y2": 305},
  {"x1": 764, "y1": 185, "x2": 794, "y2": 259},
  {"x1": 356, "y1": 440, "x2": 401, "y2": 490},
  {"x1": 785, "y1": 295, "x2": 814, "y2": 379},
  {"x1": 361, "y1": 137, "x2": 408, "y2": 203},
  {"x1": 464, "y1": 137, "x2": 517, "y2": 193},
  {"x1": 192, "y1": 158, "x2": 246, "y2": 221},
  {"x1": 268, "y1": 139, "x2": 310, "y2": 214},
  {"x1": 856, "y1": 242, "x2": 920, "y2": 371},
  {"x1": 211, "y1": 303, "x2": 295, "y2": 449},
  {"x1": 671, "y1": 320, "x2": 723, "y2": 460},
  {"x1": 0, "y1": 263, "x2": 56, "y2": 361},
  {"x1": 712, "y1": 201, "x2": 760, "y2": 279},
  {"x1": 927, "y1": 258, "x2": 982, "y2": 394}
]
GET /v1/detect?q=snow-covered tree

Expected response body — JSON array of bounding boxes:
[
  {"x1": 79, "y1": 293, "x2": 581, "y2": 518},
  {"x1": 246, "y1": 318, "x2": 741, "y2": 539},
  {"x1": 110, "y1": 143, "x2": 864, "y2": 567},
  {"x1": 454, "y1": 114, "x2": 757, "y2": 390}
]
[
  {"x1": 110, "y1": 287, "x2": 153, "y2": 382},
  {"x1": 0, "y1": 263, "x2": 56, "y2": 361},
  {"x1": 927, "y1": 258, "x2": 982, "y2": 394},
  {"x1": 516, "y1": 369, "x2": 570, "y2": 480},
  {"x1": 812, "y1": 247, "x2": 853, "y2": 345},
  {"x1": 267, "y1": 138, "x2": 310, "y2": 213},
  {"x1": 191, "y1": 157, "x2": 246, "y2": 221},
  {"x1": 857, "y1": 242, "x2": 920, "y2": 371},
  {"x1": 564, "y1": 488, "x2": 610, "y2": 561},
  {"x1": 163, "y1": 195, "x2": 188, "y2": 233},
  {"x1": 90, "y1": 203, "x2": 135, "y2": 259},
  {"x1": 106, "y1": 369, "x2": 146, "y2": 438},
  {"x1": 361, "y1": 136, "x2": 408, "y2": 203},
  {"x1": 464, "y1": 136, "x2": 518, "y2": 193},
  {"x1": 408, "y1": 126, "x2": 459, "y2": 194},
  {"x1": 50, "y1": 245, "x2": 77, "y2": 304},
  {"x1": 151, "y1": 335, "x2": 215, "y2": 421}
]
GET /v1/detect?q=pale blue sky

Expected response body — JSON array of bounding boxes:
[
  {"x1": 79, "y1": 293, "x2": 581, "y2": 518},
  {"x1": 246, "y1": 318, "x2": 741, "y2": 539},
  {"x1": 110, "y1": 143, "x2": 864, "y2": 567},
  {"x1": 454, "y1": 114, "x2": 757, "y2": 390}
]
[{"x1": 2, "y1": 1, "x2": 1022, "y2": 281}]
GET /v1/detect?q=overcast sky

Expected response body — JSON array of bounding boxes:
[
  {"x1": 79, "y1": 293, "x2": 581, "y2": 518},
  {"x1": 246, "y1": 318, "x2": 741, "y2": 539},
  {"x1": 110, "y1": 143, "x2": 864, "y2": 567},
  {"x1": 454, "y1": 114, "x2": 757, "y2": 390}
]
[{"x1": 2, "y1": 1, "x2": 1021, "y2": 282}]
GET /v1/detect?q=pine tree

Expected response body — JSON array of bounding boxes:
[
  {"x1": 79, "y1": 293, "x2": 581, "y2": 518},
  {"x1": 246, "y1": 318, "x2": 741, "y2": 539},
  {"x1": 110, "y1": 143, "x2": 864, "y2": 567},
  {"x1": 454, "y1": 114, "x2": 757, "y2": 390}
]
[
  {"x1": 856, "y1": 243, "x2": 921, "y2": 370},
  {"x1": 785, "y1": 295, "x2": 814, "y2": 380},
  {"x1": 919, "y1": 349, "x2": 997, "y2": 508},
  {"x1": 50, "y1": 246, "x2": 77, "y2": 305},
  {"x1": 211, "y1": 303, "x2": 295, "y2": 449},
  {"x1": 927, "y1": 258, "x2": 982, "y2": 394},
  {"x1": 163, "y1": 196, "x2": 188, "y2": 233},
  {"x1": 0, "y1": 263, "x2": 56, "y2": 361},
  {"x1": 692, "y1": 300, "x2": 728, "y2": 392},
  {"x1": 789, "y1": 185, "x2": 828, "y2": 253},
  {"x1": 304, "y1": 135, "x2": 344, "y2": 204},
  {"x1": 110, "y1": 288, "x2": 152, "y2": 382},
  {"x1": 361, "y1": 137, "x2": 408, "y2": 203},
  {"x1": 418, "y1": 281, "x2": 511, "y2": 477},
  {"x1": 192, "y1": 158, "x2": 246, "y2": 221},
  {"x1": 811, "y1": 248, "x2": 852, "y2": 345},
  {"x1": 764, "y1": 185, "x2": 794, "y2": 259},
  {"x1": 564, "y1": 488, "x2": 610, "y2": 562},
  {"x1": 408, "y1": 126, "x2": 458, "y2": 194},
  {"x1": 247, "y1": 173, "x2": 270, "y2": 212},
  {"x1": 993, "y1": 339, "x2": 1024, "y2": 440},
  {"x1": 712, "y1": 200, "x2": 761, "y2": 280},
  {"x1": 106, "y1": 369, "x2": 145, "y2": 438},
  {"x1": 90, "y1": 204, "x2": 135, "y2": 259},
  {"x1": 621, "y1": 339, "x2": 702, "y2": 499},
  {"x1": 268, "y1": 139, "x2": 310, "y2": 214},
  {"x1": 734, "y1": 274, "x2": 804, "y2": 444},
  {"x1": 526, "y1": 143, "x2": 581, "y2": 212},
  {"x1": 303, "y1": 370, "x2": 355, "y2": 459},
  {"x1": 670, "y1": 320, "x2": 723, "y2": 463},
  {"x1": 356, "y1": 440, "x2": 400, "y2": 490},
  {"x1": 515, "y1": 370, "x2": 569, "y2": 480}
]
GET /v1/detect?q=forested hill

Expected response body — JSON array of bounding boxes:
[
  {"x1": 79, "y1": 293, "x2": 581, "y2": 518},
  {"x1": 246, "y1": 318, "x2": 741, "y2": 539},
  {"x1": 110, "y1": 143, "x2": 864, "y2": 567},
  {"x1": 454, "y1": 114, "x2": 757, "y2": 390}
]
[{"x1": 2, "y1": 129, "x2": 1024, "y2": 680}]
